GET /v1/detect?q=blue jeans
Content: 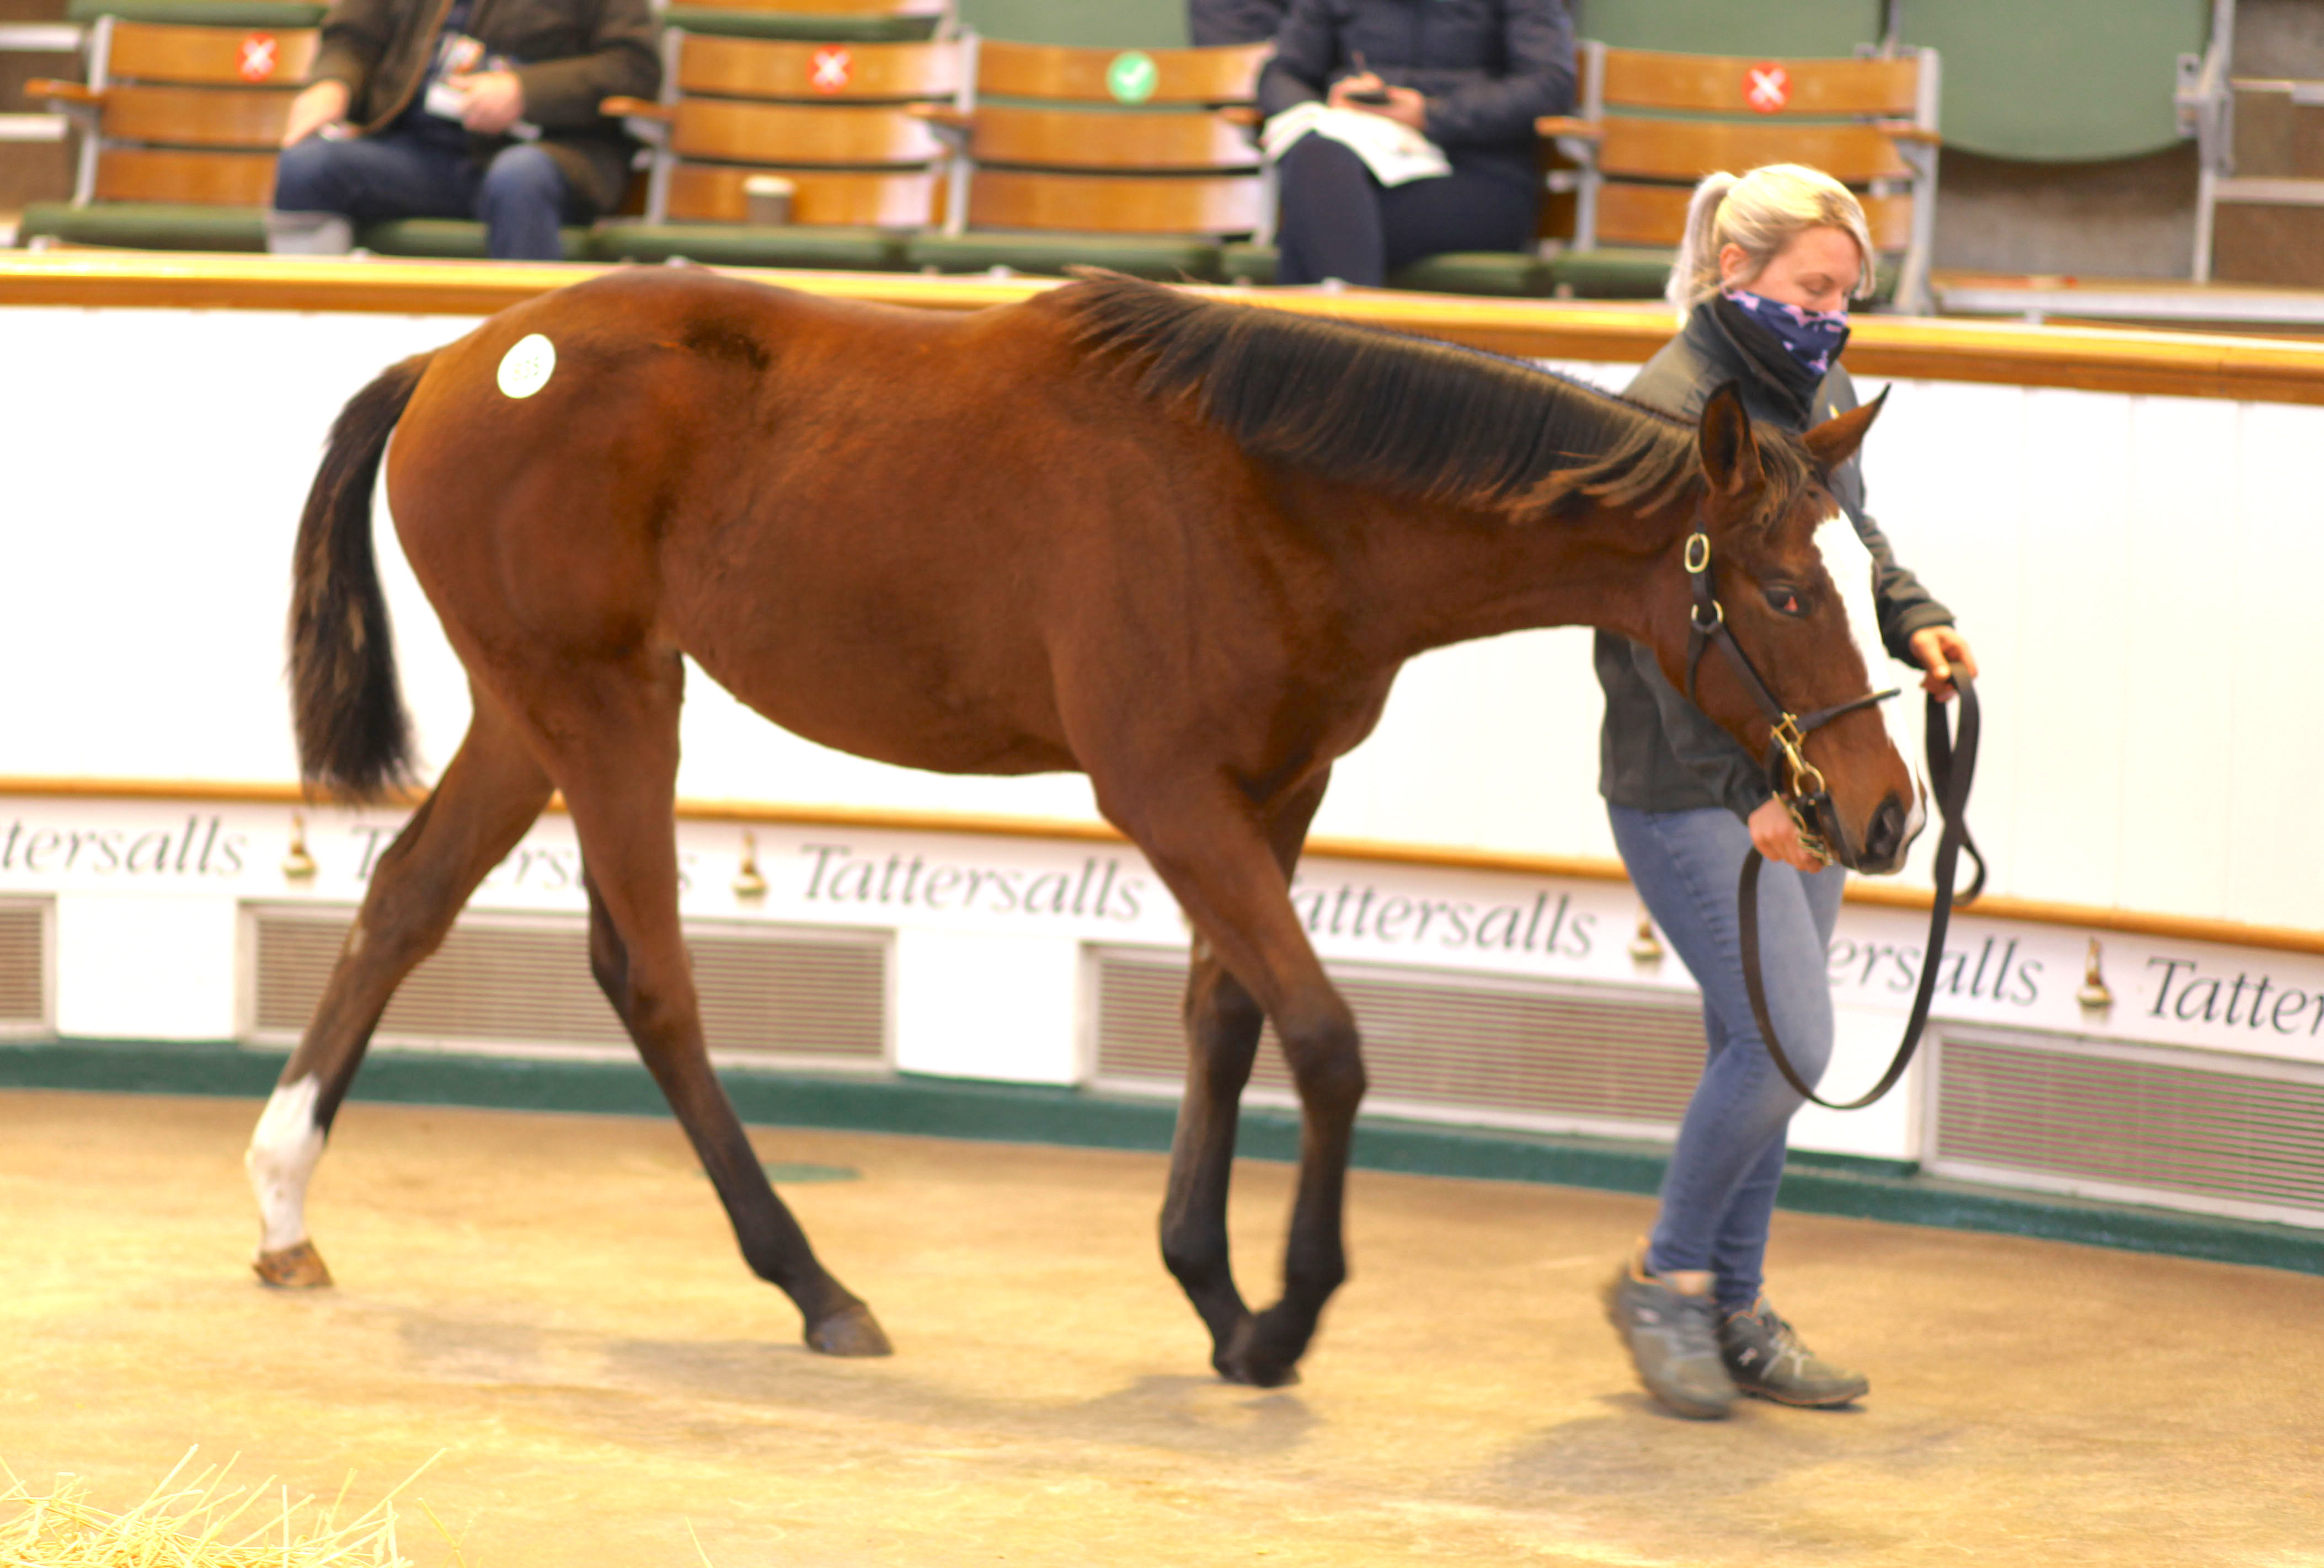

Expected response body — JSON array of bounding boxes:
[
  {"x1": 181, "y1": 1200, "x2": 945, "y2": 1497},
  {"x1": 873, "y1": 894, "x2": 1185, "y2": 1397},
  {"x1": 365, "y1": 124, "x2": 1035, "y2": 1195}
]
[
  {"x1": 1609, "y1": 803, "x2": 1845, "y2": 1312},
  {"x1": 274, "y1": 130, "x2": 579, "y2": 261}
]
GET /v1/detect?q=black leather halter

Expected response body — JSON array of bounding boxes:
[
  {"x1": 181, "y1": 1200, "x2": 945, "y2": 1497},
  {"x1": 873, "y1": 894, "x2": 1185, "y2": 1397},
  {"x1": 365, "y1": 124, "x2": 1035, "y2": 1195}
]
[
  {"x1": 1681, "y1": 528, "x2": 1898, "y2": 865},
  {"x1": 1679, "y1": 528, "x2": 1986, "y2": 1111}
]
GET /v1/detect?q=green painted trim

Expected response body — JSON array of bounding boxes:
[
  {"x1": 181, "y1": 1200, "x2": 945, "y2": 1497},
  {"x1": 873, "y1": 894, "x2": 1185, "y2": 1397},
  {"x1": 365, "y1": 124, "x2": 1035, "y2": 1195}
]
[{"x1": 9, "y1": 1039, "x2": 2320, "y2": 1278}]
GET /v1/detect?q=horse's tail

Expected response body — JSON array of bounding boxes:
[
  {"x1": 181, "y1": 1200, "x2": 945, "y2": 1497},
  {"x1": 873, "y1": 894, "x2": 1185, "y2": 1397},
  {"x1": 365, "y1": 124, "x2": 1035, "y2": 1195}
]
[{"x1": 289, "y1": 350, "x2": 434, "y2": 801}]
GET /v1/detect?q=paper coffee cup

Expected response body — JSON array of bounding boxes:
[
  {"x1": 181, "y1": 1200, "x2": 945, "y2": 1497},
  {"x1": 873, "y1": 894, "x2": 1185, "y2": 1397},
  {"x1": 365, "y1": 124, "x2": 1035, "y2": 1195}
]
[{"x1": 744, "y1": 174, "x2": 796, "y2": 226}]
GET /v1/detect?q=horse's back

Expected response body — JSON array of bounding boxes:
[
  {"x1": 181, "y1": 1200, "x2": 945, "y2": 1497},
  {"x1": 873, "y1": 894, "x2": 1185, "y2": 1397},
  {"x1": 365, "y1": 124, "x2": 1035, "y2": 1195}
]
[{"x1": 382, "y1": 268, "x2": 1234, "y2": 777}]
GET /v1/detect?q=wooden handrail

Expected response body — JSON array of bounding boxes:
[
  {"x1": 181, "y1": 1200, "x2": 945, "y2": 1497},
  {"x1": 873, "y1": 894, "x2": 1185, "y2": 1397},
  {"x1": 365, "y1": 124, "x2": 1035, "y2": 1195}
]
[
  {"x1": 1, "y1": 254, "x2": 2322, "y2": 406},
  {"x1": 1874, "y1": 119, "x2": 1943, "y2": 145},
  {"x1": 24, "y1": 78, "x2": 99, "y2": 106},
  {"x1": 599, "y1": 95, "x2": 669, "y2": 121},
  {"x1": 2, "y1": 774, "x2": 2318, "y2": 956}
]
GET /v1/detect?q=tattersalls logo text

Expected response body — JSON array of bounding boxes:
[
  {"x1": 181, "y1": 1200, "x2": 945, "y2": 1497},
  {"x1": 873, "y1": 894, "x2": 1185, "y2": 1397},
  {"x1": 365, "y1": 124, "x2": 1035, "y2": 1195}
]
[{"x1": 0, "y1": 814, "x2": 245, "y2": 877}]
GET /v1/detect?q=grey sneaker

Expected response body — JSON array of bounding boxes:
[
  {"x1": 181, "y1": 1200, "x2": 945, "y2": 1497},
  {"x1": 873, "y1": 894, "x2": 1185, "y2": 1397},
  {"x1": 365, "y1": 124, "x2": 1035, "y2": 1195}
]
[
  {"x1": 1602, "y1": 1253, "x2": 1737, "y2": 1420},
  {"x1": 1718, "y1": 1297, "x2": 1869, "y2": 1408}
]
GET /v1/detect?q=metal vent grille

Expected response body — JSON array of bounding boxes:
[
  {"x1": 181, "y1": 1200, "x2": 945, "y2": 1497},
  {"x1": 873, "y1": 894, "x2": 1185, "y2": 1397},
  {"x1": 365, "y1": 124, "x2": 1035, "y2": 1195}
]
[
  {"x1": 1932, "y1": 1032, "x2": 2324, "y2": 1229},
  {"x1": 1092, "y1": 948, "x2": 1703, "y2": 1135},
  {"x1": 250, "y1": 907, "x2": 886, "y2": 1064},
  {"x1": 0, "y1": 900, "x2": 50, "y2": 1032}
]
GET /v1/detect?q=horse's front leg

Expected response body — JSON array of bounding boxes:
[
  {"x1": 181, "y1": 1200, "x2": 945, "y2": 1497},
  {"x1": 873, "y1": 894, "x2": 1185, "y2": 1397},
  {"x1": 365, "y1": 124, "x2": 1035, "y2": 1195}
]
[
  {"x1": 1117, "y1": 772, "x2": 1363, "y2": 1388},
  {"x1": 1159, "y1": 771, "x2": 1332, "y2": 1380}
]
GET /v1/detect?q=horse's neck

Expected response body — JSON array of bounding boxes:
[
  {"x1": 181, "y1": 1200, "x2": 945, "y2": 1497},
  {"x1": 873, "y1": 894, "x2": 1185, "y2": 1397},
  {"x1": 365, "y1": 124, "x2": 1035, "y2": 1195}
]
[{"x1": 1353, "y1": 493, "x2": 1683, "y2": 660}]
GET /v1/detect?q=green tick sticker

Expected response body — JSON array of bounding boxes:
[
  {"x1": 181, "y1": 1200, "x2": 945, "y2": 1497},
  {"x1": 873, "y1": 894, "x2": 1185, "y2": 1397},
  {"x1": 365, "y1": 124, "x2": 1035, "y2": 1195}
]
[{"x1": 1107, "y1": 49, "x2": 1158, "y2": 104}]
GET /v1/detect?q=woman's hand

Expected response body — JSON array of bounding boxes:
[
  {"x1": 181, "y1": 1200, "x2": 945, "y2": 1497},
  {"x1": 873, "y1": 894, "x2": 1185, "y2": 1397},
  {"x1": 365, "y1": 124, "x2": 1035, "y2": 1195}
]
[
  {"x1": 1748, "y1": 797, "x2": 1824, "y2": 873},
  {"x1": 1909, "y1": 625, "x2": 1979, "y2": 702},
  {"x1": 452, "y1": 69, "x2": 526, "y2": 135},
  {"x1": 1328, "y1": 72, "x2": 1428, "y2": 131},
  {"x1": 281, "y1": 79, "x2": 350, "y2": 148}
]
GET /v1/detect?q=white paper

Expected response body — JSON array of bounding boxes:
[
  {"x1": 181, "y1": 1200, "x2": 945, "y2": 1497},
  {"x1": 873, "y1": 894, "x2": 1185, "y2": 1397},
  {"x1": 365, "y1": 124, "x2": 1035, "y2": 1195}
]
[{"x1": 1262, "y1": 101, "x2": 1452, "y2": 188}]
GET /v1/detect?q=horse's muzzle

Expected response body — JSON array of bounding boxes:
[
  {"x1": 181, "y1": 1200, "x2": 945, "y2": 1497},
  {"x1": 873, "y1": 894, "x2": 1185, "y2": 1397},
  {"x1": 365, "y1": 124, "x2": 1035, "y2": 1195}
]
[{"x1": 1851, "y1": 789, "x2": 1920, "y2": 875}]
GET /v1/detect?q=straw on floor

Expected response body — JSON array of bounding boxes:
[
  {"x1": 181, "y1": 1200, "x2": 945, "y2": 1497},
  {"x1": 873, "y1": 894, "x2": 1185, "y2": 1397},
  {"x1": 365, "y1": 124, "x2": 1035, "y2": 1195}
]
[{"x1": 0, "y1": 1449, "x2": 444, "y2": 1568}]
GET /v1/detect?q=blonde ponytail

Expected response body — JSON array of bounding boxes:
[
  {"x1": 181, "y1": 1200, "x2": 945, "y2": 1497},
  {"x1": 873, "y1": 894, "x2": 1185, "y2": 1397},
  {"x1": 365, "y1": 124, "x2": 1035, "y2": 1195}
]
[{"x1": 1664, "y1": 164, "x2": 1877, "y2": 322}]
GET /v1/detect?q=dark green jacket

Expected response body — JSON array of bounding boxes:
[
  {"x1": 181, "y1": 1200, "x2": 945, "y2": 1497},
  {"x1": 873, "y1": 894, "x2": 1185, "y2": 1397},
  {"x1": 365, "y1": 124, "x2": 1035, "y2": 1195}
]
[
  {"x1": 1595, "y1": 298, "x2": 1956, "y2": 822},
  {"x1": 308, "y1": 0, "x2": 660, "y2": 216}
]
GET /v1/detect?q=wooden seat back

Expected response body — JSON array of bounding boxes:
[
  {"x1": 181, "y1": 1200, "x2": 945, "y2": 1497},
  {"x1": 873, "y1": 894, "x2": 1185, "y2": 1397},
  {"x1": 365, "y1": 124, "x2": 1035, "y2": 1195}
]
[
  {"x1": 676, "y1": 35, "x2": 962, "y2": 101},
  {"x1": 648, "y1": 31, "x2": 966, "y2": 228},
  {"x1": 973, "y1": 39, "x2": 1266, "y2": 106},
  {"x1": 1554, "y1": 42, "x2": 1941, "y2": 308},
  {"x1": 950, "y1": 40, "x2": 1269, "y2": 238},
  {"x1": 60, "y1": 20, "x2": 320, "y2": 208}
]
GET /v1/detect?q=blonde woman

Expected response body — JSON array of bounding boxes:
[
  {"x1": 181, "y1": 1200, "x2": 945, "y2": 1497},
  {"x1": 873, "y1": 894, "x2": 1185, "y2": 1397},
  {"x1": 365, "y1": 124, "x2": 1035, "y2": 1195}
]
[{"x1": 1599, "y1": 165, "x2": 1979, "y2": 1419}]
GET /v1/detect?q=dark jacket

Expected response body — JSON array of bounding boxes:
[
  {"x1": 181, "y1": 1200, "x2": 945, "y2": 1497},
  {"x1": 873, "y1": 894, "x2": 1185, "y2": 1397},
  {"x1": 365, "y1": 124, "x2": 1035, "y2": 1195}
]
[
  {"x1": 1189, "y1": 0, "x2": 1289, "y2": 46},
  {"x1": 1258, "y1": 0, "x2": 1575, "y2": 191},
  {"x1": 308, "y1": 0, "x2": 660, "y2": 216},
  {"x1": 1596, "y1": 298, "x2": 1956, "y2": 822}
]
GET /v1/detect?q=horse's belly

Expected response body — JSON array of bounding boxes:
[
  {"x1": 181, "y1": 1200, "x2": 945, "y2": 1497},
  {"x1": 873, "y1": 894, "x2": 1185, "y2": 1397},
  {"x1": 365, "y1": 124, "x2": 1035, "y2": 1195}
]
[{"x1": 678, "y1": 595, "x2": 1081, "y2": 780}]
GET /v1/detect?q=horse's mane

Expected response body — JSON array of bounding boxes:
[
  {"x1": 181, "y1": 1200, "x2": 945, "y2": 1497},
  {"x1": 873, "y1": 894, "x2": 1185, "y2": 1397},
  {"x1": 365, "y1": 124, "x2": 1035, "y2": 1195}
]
[{"x1": 1053, "y1": 273, "x2": 1809, "y2": 527}]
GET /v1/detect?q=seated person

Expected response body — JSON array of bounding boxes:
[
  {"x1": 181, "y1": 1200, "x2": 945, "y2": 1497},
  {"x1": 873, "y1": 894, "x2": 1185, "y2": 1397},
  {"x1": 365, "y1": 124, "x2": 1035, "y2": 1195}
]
[
  {"x1": 272, "y1": 0, "x2": 660, "y2": 262},
  {"x1": 1259, "y1": 0, "x2": 1574, "y2": 287},
  {"x1": 1188, "y1": 0, "x2": 1289, "y2": 46}
]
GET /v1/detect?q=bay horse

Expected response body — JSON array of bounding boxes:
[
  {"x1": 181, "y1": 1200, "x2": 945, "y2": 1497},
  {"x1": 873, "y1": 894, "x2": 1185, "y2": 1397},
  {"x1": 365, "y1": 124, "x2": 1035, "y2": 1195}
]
[{"x1": 254, "y1": 267, "x2": 1915, "y2": 1388}]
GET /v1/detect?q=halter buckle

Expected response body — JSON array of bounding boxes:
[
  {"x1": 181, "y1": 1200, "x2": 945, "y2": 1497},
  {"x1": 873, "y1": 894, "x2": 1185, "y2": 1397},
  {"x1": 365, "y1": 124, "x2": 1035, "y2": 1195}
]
[
  {"x1": 1784, "y1": 796, "x2": 1839, "y2": 867},
  {"x1": 1683, "y1": 532, "x2": 1712, "y2": 575},
  {"x1": 1770, "y1": 714, "x2": 1825, "y2": 799}
]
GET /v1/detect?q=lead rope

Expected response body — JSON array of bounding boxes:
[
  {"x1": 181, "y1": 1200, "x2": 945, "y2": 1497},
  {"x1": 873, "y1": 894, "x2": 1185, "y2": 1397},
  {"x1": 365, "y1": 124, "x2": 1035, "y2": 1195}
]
[{"x1": 1738, "y1": 672, "x2": 1983, "y2": 1110}]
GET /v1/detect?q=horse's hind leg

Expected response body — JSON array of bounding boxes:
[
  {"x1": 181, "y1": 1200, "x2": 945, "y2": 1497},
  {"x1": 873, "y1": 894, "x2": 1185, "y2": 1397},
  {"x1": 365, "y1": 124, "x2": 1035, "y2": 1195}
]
[
  {"x1": 541, "y1": 652, "x2": 889, "y2": 1357},
  {"x1": 1159, "y1": 770, "x2": 1331, "y2": 1377},
  {"x1": 248, "y1": 692, "x2": 552, "y2": 1286}
]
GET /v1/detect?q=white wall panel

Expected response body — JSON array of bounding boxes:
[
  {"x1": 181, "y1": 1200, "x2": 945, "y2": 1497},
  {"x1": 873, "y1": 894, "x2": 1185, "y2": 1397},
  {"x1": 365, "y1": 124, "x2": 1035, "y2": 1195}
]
[
  {"x1": 2223, "y1": 402, "x2": 2324, "y2": 929},
  {"x1": 2119, "y1": 395, "x2": 2238, "y2": 917},
  {"x1": 2, "y1": 309, "x2": 2318, "y2": 930},
  {"x1": 54, "y1": 891, "x2": 237, "y2": 1040},
  {"x1": 891, "y1": 927, "x2": 1080, "y2": 1084}
]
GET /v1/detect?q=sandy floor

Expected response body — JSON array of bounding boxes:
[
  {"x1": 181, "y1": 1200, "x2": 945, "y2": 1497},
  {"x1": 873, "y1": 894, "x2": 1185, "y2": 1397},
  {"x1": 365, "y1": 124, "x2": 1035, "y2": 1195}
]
[{"x1": 2, "y1": 1088, "x2": 2318, "y2": 1566}]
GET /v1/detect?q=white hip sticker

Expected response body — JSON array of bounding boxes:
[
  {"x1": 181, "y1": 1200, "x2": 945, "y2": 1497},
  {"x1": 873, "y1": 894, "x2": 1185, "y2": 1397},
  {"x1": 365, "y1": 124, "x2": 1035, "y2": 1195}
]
[{"x1": 497, "y1": 333, "x2": 556, "y2": 399}]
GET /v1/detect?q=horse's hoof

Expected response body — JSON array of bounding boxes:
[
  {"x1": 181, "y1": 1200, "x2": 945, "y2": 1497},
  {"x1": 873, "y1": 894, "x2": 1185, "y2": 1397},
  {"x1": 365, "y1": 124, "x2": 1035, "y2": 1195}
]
[
  {"x1": 1214, "y1": 1321, "x2": 1302, "y2": 1388},
  {"x1": 253, "y1": 1241, "x2": 333, "y2": 1289},
  {"x1": 805, "y1": 1301, "x2": 893, "y2": 1358}
]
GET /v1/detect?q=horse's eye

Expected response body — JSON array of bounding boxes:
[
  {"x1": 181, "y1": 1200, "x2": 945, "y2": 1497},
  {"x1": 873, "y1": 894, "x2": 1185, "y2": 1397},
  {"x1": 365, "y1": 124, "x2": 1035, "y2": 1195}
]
[{"x1": 1762, "y1": 585, "x2": 1806, "y2": 618}]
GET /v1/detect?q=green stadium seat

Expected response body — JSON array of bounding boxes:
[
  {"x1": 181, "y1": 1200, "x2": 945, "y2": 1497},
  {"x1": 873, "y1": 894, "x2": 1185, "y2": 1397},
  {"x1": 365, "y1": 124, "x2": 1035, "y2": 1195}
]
[
  {"x1": 19, "y1": 16, "x2": 316, "y2": 254},
  {"x1": 18, "y1": 199, "x2": 268, "y2": 250},
  {"x1": 1545, "y1": 42, "x2": 1940, "y2": 311},
  {"x1": 905, "y1": 229, "x2": 1221, "y2": 281},
  {"x1": 590, "y1": 220, "x2": 907, "y2": 269},
  {"x1": 659, "y1": 5, "x2": 939, "y2": 44},
  {"x1": 355, "y1": 218, "x2": 596, "y2": 261},
  {"x1": 915, "y1": 39, "x2": 1267, "y2": 282},
  {"x1": 65, "y1": 0, "x2": 322, "y2": 25}
]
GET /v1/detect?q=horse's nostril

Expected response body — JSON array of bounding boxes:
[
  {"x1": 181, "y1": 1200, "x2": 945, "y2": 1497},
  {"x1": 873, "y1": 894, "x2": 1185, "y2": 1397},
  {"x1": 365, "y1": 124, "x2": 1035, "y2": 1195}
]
[{"x1": 1865, "y1": 795, "x2": 1907, "y2": 865}]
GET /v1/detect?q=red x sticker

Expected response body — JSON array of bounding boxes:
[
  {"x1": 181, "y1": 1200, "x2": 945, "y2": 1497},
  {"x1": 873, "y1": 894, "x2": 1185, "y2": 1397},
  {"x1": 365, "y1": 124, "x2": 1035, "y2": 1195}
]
[
  {"x1": 1744, "y1": 62, "x2": 1791, "y2": 113},
  {"x1": 238, "y1": 33, "x2": 279, "y2": 82},
  {"x1": 809, "y1": 45, "x2": 852, "y2": 94}
]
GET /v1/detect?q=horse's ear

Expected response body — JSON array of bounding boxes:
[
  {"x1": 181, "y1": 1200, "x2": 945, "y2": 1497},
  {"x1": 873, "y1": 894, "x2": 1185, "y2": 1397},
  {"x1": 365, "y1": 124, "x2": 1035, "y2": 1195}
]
[
  {"x1": 1697, "y1": 382, "x2": 1762, "y2": 502},
  {"x1": 1802, "y1": 387, "x2": 1887, "y2": 476}
]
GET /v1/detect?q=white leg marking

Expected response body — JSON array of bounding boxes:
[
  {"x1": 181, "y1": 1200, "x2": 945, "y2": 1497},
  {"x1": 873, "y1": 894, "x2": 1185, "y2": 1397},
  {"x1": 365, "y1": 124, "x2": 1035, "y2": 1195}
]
[{"x1": 246, "y1": 1075, "x2": 326, "y2": 1254}]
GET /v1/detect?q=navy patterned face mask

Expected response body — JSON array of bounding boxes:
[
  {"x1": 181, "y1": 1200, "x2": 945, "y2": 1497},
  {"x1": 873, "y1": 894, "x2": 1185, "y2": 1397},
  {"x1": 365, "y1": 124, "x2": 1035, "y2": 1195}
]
[{"x1": 1723, "y1": 288, "x2": 1850, "y2": 377}]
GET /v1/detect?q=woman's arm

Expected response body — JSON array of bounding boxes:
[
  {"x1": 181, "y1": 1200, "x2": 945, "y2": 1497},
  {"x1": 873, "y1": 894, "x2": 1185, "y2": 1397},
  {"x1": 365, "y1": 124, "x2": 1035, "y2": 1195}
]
[
  {"x1": 1422, "y1": 0, "x2": 1575, "y2": 148},
  {"x1": 508, "y1": 0, "x2": 662, "y2": 130},
  {"x1": 304, "y1": 0, "x2": 392, "y2": 113},
  {"x1": 1257, "y1": 0, "x2": 1337, "y2": 117},
  {"x1": 1625, "y1": 640, "x2": 1776, "y2": 825}
]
